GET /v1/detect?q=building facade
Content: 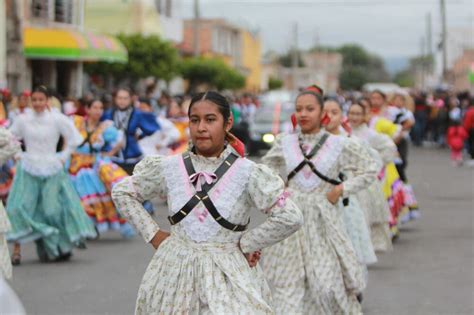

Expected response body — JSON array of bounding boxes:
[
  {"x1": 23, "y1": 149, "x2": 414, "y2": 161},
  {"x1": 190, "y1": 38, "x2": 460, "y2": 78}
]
[
  {"x1": 6, "y1": 0, "x2": 126, "y2": 98},
  {"x1": 181, "y1": 19, "x2": 262, "y2": 92}
]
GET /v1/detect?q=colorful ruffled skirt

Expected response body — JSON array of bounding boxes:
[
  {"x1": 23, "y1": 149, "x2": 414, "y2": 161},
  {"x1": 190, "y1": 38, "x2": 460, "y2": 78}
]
[
  {"x1": 6, "y1": 163, "x2": 97, "y2": 260},
  {"x1": 379, "y1": 163, "x2": 407, "y2": 236},
  {"x1": 68, "y1": 154, "x2": 134, "y2": 237}
]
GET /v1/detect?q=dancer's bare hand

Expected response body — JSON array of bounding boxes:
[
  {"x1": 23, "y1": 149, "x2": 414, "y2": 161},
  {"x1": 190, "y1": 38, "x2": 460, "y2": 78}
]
[
  {"x1": 150, "y1": 231, "x2": 170, "y2": 249},
  {"x1": 244, "y1": 250, "x2": 261, "y2": 268},
  {"x1": 326, "y1": 184, "x2": 343, "y2": 205}
]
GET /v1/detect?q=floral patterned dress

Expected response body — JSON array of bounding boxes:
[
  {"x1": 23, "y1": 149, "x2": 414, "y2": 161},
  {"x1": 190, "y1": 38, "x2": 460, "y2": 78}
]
[
  {"x1": 112, "y1": 146, "x2": 303, "y2": 314},
  {"x1": 261, "y1": 130, "x2": 378, "y2": 315},
  {"x1": 352, "y1": 124, "x2": 398, "y2": 252},
  {"x1": 0, "y1": 128, "x2": 20, "y2": 279}
]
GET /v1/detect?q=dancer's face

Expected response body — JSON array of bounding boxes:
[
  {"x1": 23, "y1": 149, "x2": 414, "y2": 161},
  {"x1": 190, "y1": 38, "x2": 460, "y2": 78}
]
[
  {"x1": 31, "y1": 92, "x2": 48, "y2": 113},
  {"x1": 348, "y1": 104, "x2": 365, "y2": 127},
  {"x1": 370, "y1": 92, "x2": 385, "y2": 109},
  {"x1": 323, "y1": 101, "x2": 343, "y2": 134},
  {"x1": 295, "y1": 94, "x2": 322, "y2": 134},
  {"x1": 189, "y1": 100, "x2": 233, "y2": 157},
  {"x1": 87, "y1": 100, "x2": 104, "y2": 121}
]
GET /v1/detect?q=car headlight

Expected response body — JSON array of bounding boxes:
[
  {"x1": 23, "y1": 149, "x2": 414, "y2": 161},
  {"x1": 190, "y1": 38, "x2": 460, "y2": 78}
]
[{"x1": 262, "y1": 133, "x2": 275, "y2": 143}]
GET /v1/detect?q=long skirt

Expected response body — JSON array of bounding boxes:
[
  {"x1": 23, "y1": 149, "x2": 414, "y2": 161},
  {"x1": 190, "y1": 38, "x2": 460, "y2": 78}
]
[
  {"x1": 341, "y1": 197, "x2": 377, "y2": 266},
  {"x1": 69, "y1": 154, "x2": 134, "y2": 236},
  {"x1": 135, "y1": 233, "x2": 273, "y2": 315},
  {"x1": 6, "y1": 163, "x2": 96, "y2": 260},
  {"x1": 263, "y1": 193, "x2": 363, "y2": 315}
]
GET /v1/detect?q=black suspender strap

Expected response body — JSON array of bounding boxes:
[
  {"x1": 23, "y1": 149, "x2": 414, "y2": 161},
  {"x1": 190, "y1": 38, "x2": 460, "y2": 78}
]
[
  {"x1": 288, "y1": 133, "x2": 344, "y2": 187},
  {"x1": 288, "y1": 133, "x2": 329, "y2": 181},
  {"x1": 168, "y1": 152, "x2": 249, "y2": 232}
]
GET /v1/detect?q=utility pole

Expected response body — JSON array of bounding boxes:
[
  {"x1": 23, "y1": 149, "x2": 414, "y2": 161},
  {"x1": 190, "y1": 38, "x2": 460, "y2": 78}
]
[
  {"x1": 420, "y1": 36, "x2": 426, "y2": 90},
  {"x1": 426, "y1": 12, "x2": 432, "y2": 56},
  {"x1": 193, "y1": 0, "x2": 200, "y2": 57},
  {"x1": 440, "y1": 0, "x2": 448, "y2": 81},
  {"x1": 165, "y1": 0, "x2": 172, "y2": 17},
  {"x1": 291, "y1": 22, "x2": 298, "y2": 90}
]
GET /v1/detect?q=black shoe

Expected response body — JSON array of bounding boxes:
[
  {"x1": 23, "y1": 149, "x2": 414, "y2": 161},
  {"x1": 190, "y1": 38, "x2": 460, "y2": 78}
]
[
  {"x1": 11, "y1": 253, "x2": 21, "y2": 266},
  {"x1": 77, "y1": 242, "x2": 87, "y2": 250},
  {"x1": 55, "y1": 252, "x2": 72, "y2": 262}
]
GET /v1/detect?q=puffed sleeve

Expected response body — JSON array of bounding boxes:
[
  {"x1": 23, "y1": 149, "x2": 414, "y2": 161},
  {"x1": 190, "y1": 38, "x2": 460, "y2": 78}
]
[
  {"x1": 112, "y1": 156, "x2": 168, "y2": 243},
  {"x1": 0, "y1": 128, "x2": 20, "y2": 165},
  {"x1": 339, "y1": 138, "x2": 378, "y2": 198},
  {"x1": 261, "y1": 133, "x2": 287, "y2": 178},
  {"x1": 239, "y1": 163, "x2": 303, "y2": 253},
  {"x1": 370, "y1": 133, "x2": 397, "y2": 166}
]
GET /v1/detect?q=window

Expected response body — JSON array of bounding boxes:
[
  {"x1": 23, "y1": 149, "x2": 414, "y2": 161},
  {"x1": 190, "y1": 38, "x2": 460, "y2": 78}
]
[
  {"x1": 54, "y1": 0, "x2": 73, "y2": 23},
  {"x1": 31, "y1": 0, "x2": 49, "y2": 19}
]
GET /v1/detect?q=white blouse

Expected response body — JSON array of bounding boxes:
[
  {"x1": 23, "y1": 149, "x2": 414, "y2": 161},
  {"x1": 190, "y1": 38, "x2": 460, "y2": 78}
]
[{"x1": 9, "y1": 110, "x2": 83, "y2": 177}]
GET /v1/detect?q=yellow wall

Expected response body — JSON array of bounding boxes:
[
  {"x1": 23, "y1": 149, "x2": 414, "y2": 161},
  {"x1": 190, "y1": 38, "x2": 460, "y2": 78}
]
[{"x1": 241, "y1": 31, "x2": 262, "y2": 92}]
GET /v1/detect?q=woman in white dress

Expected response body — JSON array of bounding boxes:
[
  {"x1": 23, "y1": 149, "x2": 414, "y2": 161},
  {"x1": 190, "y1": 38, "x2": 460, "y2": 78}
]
[
  {"x1": 6, "y1": 86, "x2": 96, "y2": 264},
  {"x1": 261, "y1": 89, "x2": 378, "y2": 314},
  {"x1": 112, "y1": 91, "x2": 303, "y2": 314},
  {"x1": 323, "y1": 100, "x2": 378, "y2": 302},
  {"x1": 348, "y1": 102, "x2": 397, "y2": 252}
]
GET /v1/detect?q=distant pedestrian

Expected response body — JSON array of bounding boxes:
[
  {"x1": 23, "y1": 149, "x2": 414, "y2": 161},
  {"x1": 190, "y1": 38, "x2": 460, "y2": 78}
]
[{"x1": 447, "y1": 122, "x2": 468, "y2": 167}]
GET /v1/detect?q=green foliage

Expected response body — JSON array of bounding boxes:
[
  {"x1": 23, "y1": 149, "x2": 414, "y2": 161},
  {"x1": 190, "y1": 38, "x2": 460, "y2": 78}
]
[
  {"x1": 393, "y1": 69, "x2": 415, "y2": 87},
  {"x1": 339, "y1": 67, "x2": 368, "y2": 91},
  {"x1": 179, "y1": 57, "x2": 245, "y2": 92},
  {"x1": 268, "y1": 76, "x2": 283, "y2": 90},
  {"x1": 85, "y1": 34, "x2": 180, "y2": 82},
  {"x1": 337, "y1": 44, "x2": 389, "y2": 90},
  {"x1": 278, "y1": 50, "x2": 305, "y2": 67}
]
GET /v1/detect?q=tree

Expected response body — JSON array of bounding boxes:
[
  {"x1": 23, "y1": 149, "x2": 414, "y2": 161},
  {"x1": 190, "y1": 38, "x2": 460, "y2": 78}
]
[
  {"x1": 339, "y1": 67, "x2": 368, "y2": 91},
  {"x1": 179, "y1": 57, "x2": 245, "y2": 92},
  {"x1": 85, "y1": 34, "x2": 180, "y2": 83},
  {"x1": 337, "y1": 44, "x2": 389, "y2": 90},
  {"x1": 393, "y1": 69, "x2": 415, "y2": 87},
  {"x1": 278, "y1": 49, "x2": 305, "y2": 67},
  {"x1": 268, "y1": 77, "x2": 283, "y2": 90}
]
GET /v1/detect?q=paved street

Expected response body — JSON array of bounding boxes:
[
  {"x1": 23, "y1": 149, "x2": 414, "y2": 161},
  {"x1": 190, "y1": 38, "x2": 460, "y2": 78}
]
[{"x1": 8, "y1": 147, "x2": 474, "y2": 315}]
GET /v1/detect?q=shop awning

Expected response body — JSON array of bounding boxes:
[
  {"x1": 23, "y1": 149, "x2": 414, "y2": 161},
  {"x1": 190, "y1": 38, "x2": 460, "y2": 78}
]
[{"x1": 23, "y1": 27, "x2": 128, "y2": 63}]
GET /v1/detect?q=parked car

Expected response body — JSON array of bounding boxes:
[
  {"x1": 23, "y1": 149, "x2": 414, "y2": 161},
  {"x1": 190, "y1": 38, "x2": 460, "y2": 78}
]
[{"x1": 248, "y1": 100, "x2": 295, "y2": 155}]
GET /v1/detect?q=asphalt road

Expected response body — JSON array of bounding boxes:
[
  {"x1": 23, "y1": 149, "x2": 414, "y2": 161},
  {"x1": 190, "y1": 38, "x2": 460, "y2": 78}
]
[{"x1": 7, "y1": 147, "x2": 474, "y2": 315}]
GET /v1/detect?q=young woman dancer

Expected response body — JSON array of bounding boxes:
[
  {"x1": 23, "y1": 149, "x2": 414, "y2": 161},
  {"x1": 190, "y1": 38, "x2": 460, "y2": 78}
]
[
  {"x1": 261, "y1": 89, "x2": 378, "y2": 314},
  {"x1": 323, "y1": 100, "x2": 378, "y2": 280},
  {"x1": 7, "y1": 86, "x2": 96, "y2": 264},
  {"x1": 112, "y1": 91, "x2": 303, "y2": 314},
  {"x1": 68, "y1": 99, "x2": 134, "y2": 238},
  {"x1": 348, "y1": 102, "x2": 397, "y2": 252}
]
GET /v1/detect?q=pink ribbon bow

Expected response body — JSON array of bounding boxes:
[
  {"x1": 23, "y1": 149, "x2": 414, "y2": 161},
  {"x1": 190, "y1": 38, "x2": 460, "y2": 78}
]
[
  {"x1": 189, "y1": 171, "x2": 217, "y2": 192},
  {"x1": 276, "y1": 191, "x2": 291, "y2": 207}
]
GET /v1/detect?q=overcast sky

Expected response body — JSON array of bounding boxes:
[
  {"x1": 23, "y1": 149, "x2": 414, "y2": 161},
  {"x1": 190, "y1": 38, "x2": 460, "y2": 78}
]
[{"x1": 174, "y1": 0, "x2": 473, "y2": 59}]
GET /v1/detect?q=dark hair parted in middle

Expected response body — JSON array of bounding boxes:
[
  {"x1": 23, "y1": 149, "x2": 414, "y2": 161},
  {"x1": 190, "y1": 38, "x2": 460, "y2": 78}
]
[
  {"x1": 188, "y1": 91, "x2": 231, "y2": 123},
  {"x1": 296, "y1": 90, "x2": 324, "y2": 109}
]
